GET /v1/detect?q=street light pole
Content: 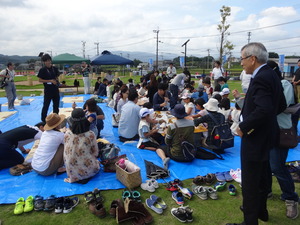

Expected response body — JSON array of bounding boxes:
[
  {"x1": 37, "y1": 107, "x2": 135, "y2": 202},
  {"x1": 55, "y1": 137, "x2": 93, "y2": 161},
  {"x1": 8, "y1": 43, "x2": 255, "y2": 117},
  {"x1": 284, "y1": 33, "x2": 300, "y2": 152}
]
[
  {"x1": 181, "y1": 39, "x2": 190, "y2": 68},
  {"x1": 153, "y1": 29, "x2": 159, "y2": 70}
]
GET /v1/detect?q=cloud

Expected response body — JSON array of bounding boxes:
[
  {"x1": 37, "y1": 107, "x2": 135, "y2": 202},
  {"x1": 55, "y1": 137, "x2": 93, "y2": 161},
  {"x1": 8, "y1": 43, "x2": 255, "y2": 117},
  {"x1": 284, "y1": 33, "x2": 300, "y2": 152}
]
[{"x1": 0, "y1": 1, "x2": 299, "y2": 58}]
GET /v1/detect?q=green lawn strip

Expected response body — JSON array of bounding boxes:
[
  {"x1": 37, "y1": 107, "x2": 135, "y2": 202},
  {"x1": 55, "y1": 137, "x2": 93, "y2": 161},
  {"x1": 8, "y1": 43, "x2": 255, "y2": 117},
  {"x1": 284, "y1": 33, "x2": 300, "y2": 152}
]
[{"x1": 0, "y1": 178, "x2": 299, "y2": 224}]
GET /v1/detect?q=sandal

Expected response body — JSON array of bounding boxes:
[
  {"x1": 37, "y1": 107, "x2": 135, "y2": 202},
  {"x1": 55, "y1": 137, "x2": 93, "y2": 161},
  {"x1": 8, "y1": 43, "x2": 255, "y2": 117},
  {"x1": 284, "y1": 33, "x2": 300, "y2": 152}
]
[{"x1": 193, "y1": 175, "x2": 205, "y2": 185}]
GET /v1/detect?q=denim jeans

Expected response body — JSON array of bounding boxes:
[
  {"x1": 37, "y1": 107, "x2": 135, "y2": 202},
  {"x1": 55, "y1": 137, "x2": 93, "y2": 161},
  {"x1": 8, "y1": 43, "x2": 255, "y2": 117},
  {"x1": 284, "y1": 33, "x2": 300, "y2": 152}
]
[{"x1": 269, "y1": 147, "x2": 299, "y2": 202}]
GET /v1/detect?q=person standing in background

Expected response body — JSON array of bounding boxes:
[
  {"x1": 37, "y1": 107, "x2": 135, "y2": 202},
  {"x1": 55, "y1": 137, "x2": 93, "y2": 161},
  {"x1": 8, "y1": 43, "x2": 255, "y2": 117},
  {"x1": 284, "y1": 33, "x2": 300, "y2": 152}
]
[
  {"x1": 37, "y1": 54, "x2": 60, "y2": 122},
  {"x1": 166, "y1": 63, "x2": 176, "y2": 80},
  {"x1": 81, "y1": 61, "x2": 90, "y2": 94},
  {"x1": 211, "y1": 61, "x2": 224, "y2": 88},
  {"x1": 0, "y1": 62, "x2": 17, "y2": 110}
]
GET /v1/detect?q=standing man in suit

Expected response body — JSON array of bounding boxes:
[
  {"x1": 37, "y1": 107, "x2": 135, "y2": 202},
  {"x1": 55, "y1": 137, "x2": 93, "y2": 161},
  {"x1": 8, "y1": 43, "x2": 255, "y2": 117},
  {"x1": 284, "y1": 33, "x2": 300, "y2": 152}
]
[
  {"x1": 227, "y1": 42, "x2": 286, "y2": 225},
  {"x1": 38, "y1": 54, "x2": 61, "y2": 122}
]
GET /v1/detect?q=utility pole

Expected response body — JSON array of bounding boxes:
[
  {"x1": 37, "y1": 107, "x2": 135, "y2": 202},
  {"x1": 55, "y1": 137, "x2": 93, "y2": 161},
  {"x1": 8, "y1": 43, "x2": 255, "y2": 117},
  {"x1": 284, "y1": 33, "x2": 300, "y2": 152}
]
[
  {"x1": 94, "y1": 42, "x2": 99, "y2": 55},
  {"x1": 181, "y1": 39, "x2": 190, "y2": 68},
  {"x1": 247, "y1": 32, "x2": 251, "y2": 44},
  {"x1": 207, "y1": 49, "x2": 210, "y2": 69},
  {"x1": 153, "y1": 28, "x2": 159, "y2": 70},
  {"x1": 81, "y1": 41, "x2": 86, "y2": 58}
]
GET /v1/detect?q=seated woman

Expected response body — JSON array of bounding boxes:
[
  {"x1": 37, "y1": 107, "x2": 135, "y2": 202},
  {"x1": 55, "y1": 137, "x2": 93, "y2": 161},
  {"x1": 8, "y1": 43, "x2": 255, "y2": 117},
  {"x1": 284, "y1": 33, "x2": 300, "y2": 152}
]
[
  {"x1": 32, "y1": 113, "x2": 66, "y2": 176},
  {"x1": 64, "y1": 108, "x2": 100, "y2": 183},
  {"x1": 193, "y1": 98, "x2": 225, "y2": 151},
  {"x1": 137, "y1": 108, "x2": 170, "y2": 170},
  {"x1": 153, "y1": 83, "x2": 172, "y2": 111},
  {"x1": 160, "y1": 104, "x2": 195, "y2": 162}
]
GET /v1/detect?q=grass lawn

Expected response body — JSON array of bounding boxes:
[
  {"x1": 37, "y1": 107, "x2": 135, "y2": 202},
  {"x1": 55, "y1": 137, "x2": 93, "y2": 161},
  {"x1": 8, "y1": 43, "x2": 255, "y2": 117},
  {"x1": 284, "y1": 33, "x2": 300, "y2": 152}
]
[{"x1": 0, "y1": 177, "x2": 299, "y2": 225}]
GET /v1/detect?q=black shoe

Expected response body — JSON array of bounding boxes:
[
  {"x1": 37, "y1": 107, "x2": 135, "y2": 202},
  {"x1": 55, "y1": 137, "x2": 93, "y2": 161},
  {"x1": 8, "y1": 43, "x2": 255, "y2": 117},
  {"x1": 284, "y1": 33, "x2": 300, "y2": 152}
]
[
  {"x1": 63, "y1": 197, "x2": 79, "y2": 213},
  {"x1": 44, "y1": 195, "x2": 56, "y2": 211},
  {"x1": 171, "y1": 207, "x2": 187, "y2": 223},
  {"x1": 240, "y1": 206, "x2": 269, "y2": 222},
  {"x1": 54, "y1": 197, "x2": 64, "y2": 214}
]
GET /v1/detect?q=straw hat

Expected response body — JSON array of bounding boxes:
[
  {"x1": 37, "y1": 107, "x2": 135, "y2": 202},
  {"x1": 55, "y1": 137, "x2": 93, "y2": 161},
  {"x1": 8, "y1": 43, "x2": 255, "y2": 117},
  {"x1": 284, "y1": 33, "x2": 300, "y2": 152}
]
[
  {"x1": 44, "y1": 113, "x2": 66, "y2": 131},
  {"x1": 203, "y1": 98, "x2": 219, "y2": 112}
]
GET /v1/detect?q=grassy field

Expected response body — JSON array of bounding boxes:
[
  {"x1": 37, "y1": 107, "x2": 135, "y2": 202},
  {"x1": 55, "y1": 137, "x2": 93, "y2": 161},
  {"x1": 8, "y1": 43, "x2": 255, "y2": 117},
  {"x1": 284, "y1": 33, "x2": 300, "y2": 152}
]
[{"x1": 0, "y1": 177, "x2": 299, "y2": 225}]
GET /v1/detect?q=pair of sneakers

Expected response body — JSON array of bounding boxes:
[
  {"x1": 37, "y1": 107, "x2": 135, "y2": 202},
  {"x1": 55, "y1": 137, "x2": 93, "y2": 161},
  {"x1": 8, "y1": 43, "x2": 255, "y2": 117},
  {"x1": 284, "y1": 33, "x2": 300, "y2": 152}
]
[
  {"x1": 171, "y1": 206, "x2": 193, "y2": 223},
  {"x1": 140, "y1": 179, "x2": 159, "y2": 193},
  {"x1": 55, "y1": 196, "x2": 79, "y2": 214},
  {"x1": 14, "y1": 196, "x2": 34, "y2": 215},
  {"x1": 216, "y1": 171, "x2": 233, "y2": 182},
  {"x1": 192, "y1": 184, "x2": 218, "y2": 200},
  {"x1": 34, "y1": 195, "x2": 57, "y2": 211},
  {"x1": 145, "y1": 194, "x2": 167, "y2": 214},
  {"x1": 193, "y1": 173, "x2": 216, "y2": 186}
]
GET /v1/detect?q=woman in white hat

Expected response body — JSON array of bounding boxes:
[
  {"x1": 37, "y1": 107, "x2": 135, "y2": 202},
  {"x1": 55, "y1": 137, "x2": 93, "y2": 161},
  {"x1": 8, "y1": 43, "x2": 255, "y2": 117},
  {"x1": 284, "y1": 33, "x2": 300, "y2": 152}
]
[
  {"x1": 194, "y1": 98, "x2": 225, "y2": 151},
  {"x1": 32, "y1": 113, "x2": 66, "y2": 176}
]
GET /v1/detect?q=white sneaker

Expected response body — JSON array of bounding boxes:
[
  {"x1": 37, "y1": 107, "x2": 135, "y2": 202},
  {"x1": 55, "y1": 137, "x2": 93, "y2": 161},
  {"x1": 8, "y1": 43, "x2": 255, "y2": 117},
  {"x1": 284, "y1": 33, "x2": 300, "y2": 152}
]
[
  {"x1": 141, "y1": 180, "x2": 156, "y2": 192},
  {"x1": 150, "y1": 179, "x2": 159, "y2": 189},
  {"x1": 286, "y1": 200, "x2": 299, "y2": 219},
  {"x1": 230, "y1": 168, "x2": 242, "y2": 183}
]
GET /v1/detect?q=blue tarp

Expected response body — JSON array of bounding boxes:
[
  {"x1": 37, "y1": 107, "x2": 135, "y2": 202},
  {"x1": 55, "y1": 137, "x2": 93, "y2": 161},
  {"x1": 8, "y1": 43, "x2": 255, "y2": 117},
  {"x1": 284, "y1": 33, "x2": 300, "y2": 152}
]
[{"x1": 0, "y1": 95, "x2": 299, "y2": 204}]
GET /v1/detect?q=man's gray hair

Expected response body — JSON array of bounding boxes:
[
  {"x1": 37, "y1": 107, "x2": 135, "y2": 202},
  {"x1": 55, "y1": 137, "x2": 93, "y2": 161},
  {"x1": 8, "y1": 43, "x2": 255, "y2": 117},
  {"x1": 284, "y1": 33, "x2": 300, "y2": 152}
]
[{"x1": 241, "y1": 42, "x2": 268, "y2": 64}]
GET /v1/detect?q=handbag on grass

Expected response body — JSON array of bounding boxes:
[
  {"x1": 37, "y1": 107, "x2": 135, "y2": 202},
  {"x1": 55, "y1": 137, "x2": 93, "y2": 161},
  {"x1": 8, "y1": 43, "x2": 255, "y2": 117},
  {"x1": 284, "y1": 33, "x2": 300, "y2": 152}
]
[{"x1": 279, "y1": 127, "x2": 298, "y2": 149}]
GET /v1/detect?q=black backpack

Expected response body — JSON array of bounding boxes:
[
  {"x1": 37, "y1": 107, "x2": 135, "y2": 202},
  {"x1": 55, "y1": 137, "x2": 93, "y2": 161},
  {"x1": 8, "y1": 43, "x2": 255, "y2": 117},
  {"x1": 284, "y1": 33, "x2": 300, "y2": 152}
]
[{"x1": 208, "y1": 113, "x2": 234, "y2": 150}]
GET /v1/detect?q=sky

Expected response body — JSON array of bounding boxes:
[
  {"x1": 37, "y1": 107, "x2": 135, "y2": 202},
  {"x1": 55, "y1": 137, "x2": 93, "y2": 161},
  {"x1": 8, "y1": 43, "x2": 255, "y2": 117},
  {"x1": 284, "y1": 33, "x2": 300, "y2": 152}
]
[{"x1": 1, "y1": 0, "x2": 300, "y2": 60}]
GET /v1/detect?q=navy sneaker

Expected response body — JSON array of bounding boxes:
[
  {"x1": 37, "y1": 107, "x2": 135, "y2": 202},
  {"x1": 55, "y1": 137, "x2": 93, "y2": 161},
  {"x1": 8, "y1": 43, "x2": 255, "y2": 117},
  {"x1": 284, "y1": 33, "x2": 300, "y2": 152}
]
[
  {"x1": 44, "y1": 195, "x2": 56, "y2": 211},
  {"x1": 63, "y1": 197, "x2": 79, "y2": 213},
  {"x1": 34, "y1": 195, "x2": 44, "y2": 211}
]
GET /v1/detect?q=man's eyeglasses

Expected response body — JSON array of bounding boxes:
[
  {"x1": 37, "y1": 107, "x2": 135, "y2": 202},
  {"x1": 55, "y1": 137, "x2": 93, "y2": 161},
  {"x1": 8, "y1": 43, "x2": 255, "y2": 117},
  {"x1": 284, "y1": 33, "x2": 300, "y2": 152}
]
[{"x1": 240, "y1": 55, "x2": 252, "y2": 61}]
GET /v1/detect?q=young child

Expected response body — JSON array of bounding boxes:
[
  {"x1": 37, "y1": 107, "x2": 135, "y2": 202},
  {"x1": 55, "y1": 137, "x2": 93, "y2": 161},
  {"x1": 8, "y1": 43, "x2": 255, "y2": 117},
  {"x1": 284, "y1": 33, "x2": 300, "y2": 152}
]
[
  {"x1": 137, "y1": 108, "x2": 170, "y2": 170},
  {"x1": 84, "y1": 98, "x2": 98, "y2": 137},
  {"x1": 202, "y1": 77, "x2": 213, "y2": 99},
  {"x1": 181, "y1": 93, "x2": 195, "y2": 116}
]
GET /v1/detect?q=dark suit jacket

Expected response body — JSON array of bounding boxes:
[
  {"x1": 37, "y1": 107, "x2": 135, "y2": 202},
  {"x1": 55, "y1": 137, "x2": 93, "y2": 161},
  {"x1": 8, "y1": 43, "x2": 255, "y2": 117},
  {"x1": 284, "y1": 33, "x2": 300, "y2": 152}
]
[{"x1": 239, "y1": 65, "x2": 286, "y2": 161}]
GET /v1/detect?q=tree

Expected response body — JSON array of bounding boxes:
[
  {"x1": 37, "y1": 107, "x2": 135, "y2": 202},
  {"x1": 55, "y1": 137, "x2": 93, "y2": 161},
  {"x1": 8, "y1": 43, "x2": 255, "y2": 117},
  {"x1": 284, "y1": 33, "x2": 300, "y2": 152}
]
[
  {"x1": 217, "y1": 5, "x2": 234, "y2": 64},
  {"x1": 269, "y1": 52, "x2": 279, "y2": 58},
  {"x1": 132, "y1": 59, "x2": 142, "y2": 67}
]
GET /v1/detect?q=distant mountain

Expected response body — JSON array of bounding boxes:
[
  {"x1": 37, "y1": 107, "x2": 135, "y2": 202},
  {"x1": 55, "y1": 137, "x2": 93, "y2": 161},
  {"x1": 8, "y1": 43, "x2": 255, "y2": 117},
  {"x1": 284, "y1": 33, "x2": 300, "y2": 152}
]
[
  {"x1": 0, "y1": 54, "x2": 39, "y2": 65},
  {"x1": 96, "y1": 51, "x2": 178, "y2": 62},
  {"x1": 0, "y1": 51, "x2": 178, "y2": 66}
]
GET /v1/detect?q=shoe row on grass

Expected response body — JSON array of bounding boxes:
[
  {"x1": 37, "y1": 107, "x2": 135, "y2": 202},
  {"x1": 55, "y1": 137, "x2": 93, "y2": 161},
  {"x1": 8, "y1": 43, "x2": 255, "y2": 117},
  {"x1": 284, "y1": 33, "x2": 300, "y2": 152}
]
[{"x1": 15, "y1": 195, "x2": 79, "y2": 215}]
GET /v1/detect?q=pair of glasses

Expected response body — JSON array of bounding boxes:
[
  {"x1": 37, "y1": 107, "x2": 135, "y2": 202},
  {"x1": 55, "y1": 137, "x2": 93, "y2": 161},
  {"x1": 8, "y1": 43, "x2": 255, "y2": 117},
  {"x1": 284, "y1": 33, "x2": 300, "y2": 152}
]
[{"x1": 240, "y1": 55, "x2": 252, "y2": 61}]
